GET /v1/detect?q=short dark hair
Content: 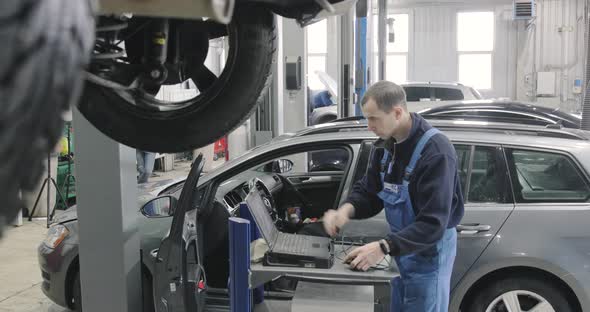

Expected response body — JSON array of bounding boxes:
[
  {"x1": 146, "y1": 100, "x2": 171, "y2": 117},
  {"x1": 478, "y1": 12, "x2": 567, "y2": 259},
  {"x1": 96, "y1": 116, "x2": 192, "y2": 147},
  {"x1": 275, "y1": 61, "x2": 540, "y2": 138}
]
[{"x1": 360, "y1": 81, "x2": 407, "y2": 112}]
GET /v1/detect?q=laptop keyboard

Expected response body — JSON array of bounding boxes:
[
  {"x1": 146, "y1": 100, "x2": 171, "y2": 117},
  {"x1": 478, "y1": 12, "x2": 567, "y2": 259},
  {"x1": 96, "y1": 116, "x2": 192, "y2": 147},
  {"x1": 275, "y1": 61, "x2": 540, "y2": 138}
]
[{"x1": 276, "y1": 233, "x2": 308, "y2": 254}]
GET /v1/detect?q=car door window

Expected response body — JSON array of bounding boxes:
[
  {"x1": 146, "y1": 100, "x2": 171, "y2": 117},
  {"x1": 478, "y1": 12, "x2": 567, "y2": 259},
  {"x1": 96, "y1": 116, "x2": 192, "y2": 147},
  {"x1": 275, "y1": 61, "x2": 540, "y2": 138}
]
[
  {"x1": 468, "y1": 146, "x2": 503, "y2": 203},
  {"x1": 454, "y1": 144, "x2": 471, "y2": 193},
  {"x1": 218, "y1": 147, "x2": 351, "y2": 216},
  {"x1": 507, "y1": 149, "x2": 590, "y2": 202}
]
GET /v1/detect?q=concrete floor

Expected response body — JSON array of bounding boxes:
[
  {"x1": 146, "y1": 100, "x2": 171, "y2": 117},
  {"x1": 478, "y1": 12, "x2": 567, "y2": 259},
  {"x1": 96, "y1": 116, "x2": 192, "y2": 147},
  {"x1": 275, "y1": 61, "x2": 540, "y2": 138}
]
[{"x1": 0, "y1": 220, "x2": 68, "y2": 312}]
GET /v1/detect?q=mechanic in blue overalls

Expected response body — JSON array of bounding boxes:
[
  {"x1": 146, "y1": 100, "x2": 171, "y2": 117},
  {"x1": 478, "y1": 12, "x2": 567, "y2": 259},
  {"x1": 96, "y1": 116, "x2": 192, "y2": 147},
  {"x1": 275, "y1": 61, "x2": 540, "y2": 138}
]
[{"x1": 323, "y1": 81, "x2": 464, "y2": 311}]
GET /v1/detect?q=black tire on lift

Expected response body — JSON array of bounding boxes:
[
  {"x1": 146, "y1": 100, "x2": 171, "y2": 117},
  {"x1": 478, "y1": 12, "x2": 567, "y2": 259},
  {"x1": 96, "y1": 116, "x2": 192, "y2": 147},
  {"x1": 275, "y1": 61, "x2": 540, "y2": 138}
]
[
  {"x1": 77, "y1": 6, "x2": 277, "y2": 153},
  {"x1": 0, "y1": 0, "x2": 94, "y2": 235}
]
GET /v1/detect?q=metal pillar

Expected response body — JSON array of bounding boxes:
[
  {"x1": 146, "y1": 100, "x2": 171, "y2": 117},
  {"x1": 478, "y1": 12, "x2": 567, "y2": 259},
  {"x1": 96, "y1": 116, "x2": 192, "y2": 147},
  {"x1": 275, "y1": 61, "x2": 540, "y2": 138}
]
[
  {"x1": 355, "y1": 0, "x2": 368, "y2": 116},
  {"x1": 229, "y1": 216, "x2": 252, "y2": 312},
  {"x1": 378, "y1": 0, "x2": 387, "y2": 81},
  {"x1": 581, "y1": 0, "x2": 590, "y2": 130},
  {"x1": 339, "y1": 6, "x2": 356, "y2": 118},
  {"x1": 72, "y1": 107, "x2": 141, "y2": 312},
  {"x1": 277, "y1": 17, "x2": 307, "y2": 133}
]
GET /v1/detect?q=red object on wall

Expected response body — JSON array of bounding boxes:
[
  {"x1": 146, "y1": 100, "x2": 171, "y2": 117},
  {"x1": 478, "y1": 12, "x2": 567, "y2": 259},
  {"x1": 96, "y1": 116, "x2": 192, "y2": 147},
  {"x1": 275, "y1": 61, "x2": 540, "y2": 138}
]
[{"x1": 213, "y1": 136, "x2": 228, "y2": 161}]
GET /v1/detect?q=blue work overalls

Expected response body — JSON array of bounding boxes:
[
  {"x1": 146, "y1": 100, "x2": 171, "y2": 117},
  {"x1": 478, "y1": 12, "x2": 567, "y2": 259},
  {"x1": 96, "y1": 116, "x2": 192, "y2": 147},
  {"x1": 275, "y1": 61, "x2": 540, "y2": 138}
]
[{"x1": 377, "y1": 128, "x2": 457, "y2": 312}]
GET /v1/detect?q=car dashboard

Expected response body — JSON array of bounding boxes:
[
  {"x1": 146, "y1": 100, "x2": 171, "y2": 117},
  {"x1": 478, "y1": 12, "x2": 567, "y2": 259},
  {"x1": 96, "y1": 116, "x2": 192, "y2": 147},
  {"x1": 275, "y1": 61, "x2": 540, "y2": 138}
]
[{"x1": 216, "y1": 171, "x2": 284, "y2": 216}]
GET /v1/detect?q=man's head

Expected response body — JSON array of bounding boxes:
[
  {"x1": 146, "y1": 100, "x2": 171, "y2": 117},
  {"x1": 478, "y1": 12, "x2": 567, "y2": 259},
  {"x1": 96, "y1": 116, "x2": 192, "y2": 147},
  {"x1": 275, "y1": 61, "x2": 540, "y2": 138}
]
[{"x1": 360, "y1": 81, "x2": 410, "y2": 140}]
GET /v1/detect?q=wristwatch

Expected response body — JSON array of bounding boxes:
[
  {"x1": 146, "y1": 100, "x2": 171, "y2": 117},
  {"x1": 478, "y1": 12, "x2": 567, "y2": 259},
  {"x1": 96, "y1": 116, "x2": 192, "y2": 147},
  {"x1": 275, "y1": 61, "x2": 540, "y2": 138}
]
[{"x1": 379, "y1": 239, "x2": 390, "y2": 255}]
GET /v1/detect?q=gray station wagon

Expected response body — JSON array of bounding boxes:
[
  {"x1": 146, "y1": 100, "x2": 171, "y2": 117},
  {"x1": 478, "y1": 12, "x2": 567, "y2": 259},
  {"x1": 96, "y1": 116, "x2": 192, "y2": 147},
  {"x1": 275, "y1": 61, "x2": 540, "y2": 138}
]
[{"x1": 41, "y1": 118, "x2": 590, "y2": 312}]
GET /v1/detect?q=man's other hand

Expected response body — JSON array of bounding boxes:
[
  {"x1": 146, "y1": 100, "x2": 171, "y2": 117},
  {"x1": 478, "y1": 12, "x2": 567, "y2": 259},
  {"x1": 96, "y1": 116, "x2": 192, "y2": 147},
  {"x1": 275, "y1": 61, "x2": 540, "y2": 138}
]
[
  {"x1": 344, "y1": 242, "x2": 385, "y2": 271},
  {"x1": 322, "y1": 208, "x2": 349, "y2": 236}
]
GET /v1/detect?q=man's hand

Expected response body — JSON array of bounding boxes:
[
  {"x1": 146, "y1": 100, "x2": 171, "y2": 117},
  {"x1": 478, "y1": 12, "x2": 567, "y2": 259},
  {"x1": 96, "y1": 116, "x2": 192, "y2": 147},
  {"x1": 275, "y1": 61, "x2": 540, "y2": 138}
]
[
  {"x1": 343, "y1": 242, "x2": 385, "y2": 271},
  {"x1": 322, "y1": 205, "x2": 353, "y2": 236}
]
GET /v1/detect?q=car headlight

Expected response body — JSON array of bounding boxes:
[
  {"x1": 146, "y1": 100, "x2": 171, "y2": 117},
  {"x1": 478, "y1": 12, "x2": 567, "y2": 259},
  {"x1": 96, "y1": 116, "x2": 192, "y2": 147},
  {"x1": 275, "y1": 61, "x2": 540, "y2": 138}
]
[{"x1": 43, "y1": 224, "x2": 69, "y2": 248}]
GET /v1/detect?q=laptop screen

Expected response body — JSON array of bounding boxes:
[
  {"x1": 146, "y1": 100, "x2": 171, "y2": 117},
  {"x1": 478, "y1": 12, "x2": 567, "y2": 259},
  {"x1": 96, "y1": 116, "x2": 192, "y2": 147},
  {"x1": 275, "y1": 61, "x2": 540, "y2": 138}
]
[{"x1": 245, "y1": 190, "x2": 279, "y2": 249}]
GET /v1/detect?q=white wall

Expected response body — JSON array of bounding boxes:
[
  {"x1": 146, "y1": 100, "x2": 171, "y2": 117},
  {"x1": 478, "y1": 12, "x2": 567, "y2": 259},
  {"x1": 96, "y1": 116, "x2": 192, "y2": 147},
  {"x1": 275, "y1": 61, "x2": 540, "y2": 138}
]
[
  {"x1": 391, "y1": 0, "x2": 585, "y2": 111},
  {"x1": 394, "y1": 2, "x2": 517, "y2": 99},
  {"x1": 516, "y1": 0, "x2": 586, "y2": 112}
]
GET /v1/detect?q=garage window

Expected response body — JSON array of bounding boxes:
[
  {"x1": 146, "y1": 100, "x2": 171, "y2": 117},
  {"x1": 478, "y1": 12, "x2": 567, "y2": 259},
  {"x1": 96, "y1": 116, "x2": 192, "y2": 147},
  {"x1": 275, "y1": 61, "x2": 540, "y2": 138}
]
[
  {"x1": 372, "y1": 13, "x2": 409, "y2": 84},
  {"x1": 306, "y1": 19, "x2": 328, "y2": 90},
  {"x1": 457, "y1": 12, "x2": 494, "y2": 90},
  {"x1": 506, "y1": 149, "x2": 590, "y2": 202}
]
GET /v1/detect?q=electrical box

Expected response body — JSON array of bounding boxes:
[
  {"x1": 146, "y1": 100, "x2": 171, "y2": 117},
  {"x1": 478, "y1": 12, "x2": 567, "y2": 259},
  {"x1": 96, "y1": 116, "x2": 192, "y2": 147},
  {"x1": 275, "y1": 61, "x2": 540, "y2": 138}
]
[
  {"x1": 285, "y1": 56, "x2": 302, "y2": 90},
  {"x1": 536, "y1": 72, "x2": 556, "y2": 97}
]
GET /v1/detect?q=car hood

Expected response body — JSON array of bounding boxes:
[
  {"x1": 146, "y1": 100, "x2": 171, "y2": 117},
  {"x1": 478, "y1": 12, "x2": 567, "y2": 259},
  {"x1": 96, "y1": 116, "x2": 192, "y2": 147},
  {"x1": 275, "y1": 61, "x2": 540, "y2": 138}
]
[{"x1": 51, "y1": 178, "x2": 183, "y2": 225}]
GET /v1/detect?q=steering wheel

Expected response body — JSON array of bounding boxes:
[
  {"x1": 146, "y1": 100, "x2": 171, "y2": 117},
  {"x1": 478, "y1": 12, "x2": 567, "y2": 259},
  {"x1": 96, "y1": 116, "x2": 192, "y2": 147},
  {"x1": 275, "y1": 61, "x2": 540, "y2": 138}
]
[{"x1": 250, "y1": 178, "x2": 279, "y2": 224}]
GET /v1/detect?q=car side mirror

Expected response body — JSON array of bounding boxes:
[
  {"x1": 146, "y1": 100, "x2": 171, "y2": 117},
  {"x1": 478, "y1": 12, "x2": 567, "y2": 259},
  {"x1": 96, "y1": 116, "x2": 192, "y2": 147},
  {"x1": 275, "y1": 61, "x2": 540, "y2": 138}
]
[
  {"x1": 270, "y1": 159, "x2": 293, "y2": 173},
  {"x1": 141, "y1": 195, "x2": 177, "y2": 218}
]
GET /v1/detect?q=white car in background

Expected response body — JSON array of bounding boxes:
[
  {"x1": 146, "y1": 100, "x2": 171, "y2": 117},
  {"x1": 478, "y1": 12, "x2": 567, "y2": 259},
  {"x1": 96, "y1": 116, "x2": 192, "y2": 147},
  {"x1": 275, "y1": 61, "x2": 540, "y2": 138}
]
[{"x1": 309, "y1": 78, "x2": 483, "y2": 125}]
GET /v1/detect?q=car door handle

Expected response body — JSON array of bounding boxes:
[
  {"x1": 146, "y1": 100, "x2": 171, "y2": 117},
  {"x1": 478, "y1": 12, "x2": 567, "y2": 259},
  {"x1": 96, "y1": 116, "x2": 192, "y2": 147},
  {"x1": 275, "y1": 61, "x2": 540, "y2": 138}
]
[
  {"x1": 456, "y1": 224, "x2": 491, "y2": 233},
  {"x1": 301, "y1": 176, "x2": 332, "y2": 183}
]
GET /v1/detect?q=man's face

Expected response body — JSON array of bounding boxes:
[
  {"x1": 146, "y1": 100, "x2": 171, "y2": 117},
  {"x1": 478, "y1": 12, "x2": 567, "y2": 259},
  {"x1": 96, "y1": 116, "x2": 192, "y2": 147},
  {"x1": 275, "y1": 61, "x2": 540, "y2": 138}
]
[{"x1": 361, "y1": 98, "x2": 403, "y2": 140}]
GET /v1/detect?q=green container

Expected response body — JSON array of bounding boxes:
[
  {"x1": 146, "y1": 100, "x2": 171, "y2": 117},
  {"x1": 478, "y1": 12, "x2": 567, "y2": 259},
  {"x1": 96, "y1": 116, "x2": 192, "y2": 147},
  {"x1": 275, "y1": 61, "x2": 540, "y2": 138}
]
[
  {"x1": 56, "y1": 121, "x2": 75, "y2": 210},
  {"x1": 56, "y1": 161, "x2": 75, "y2": 210}
]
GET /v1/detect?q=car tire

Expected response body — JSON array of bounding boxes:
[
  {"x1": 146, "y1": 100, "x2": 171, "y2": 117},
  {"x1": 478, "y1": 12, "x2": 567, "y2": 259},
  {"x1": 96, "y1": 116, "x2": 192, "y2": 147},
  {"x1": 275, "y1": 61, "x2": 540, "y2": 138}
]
[
  {"x1": 0, "y1": 0, "x2": 94, "y2": 236},
  {"x1": 72, "y1": 271, "x2": 82, "y2": 311},
  {"x1": 466, "y1": 276, "x2": 573, "y2": 312},
  {"x1": 142, "y1": 270, "x2": 155, "y2": 312},
  {"x1": 78, "y1": 7, "x2": 276, "y2": 153}
]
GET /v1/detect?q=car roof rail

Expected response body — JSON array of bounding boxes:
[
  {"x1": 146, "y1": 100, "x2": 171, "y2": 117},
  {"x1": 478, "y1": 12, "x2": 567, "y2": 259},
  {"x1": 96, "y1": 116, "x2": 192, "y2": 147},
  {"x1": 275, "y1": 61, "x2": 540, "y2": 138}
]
[
  {"x1": 429, "y1": 120, "x2": 588, "y2": 141},
  {"x1": 297, "y1": 118, "x2": 588, "y2": 141},
  {"x1": 333, "y1": 116, "x2": 365, "y2": 122},
  {"x1": 296, "y1": 121, "x2": 367, "y2": 136}
]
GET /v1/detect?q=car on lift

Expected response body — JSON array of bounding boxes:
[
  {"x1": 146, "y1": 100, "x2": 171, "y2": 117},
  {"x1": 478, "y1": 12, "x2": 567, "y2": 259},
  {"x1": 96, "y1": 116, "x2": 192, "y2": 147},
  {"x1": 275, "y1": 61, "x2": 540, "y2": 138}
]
[
  {"x1": 309, "y1": 81, "x2": 483, "y2": 125},
  {"x1": 80, "y1": 0, "x2": 358, "y2": 153},
  {"x1": 419, "y1": 100, "x2": 582, "y2": 129},
  {"x1": 2, "y1": 0, "x2": 359, "y2": 238},
  {"x1": 40, "y1": 119, "x2": 590, "y2": 312}
]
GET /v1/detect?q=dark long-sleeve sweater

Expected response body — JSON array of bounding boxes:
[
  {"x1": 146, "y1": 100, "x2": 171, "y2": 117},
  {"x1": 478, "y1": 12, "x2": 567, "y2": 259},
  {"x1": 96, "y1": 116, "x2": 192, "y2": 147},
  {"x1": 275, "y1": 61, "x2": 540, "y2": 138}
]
[{"x1": 345, "y1": 113, "x2": 464, "y2": 256}]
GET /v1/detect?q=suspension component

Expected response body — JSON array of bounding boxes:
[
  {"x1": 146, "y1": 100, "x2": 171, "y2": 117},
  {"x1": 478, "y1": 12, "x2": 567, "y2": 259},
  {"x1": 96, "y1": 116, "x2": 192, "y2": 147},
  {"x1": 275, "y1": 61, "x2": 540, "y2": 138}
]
[{"x1": 143, "y1": 19, "x2": 170, "y2": 85}]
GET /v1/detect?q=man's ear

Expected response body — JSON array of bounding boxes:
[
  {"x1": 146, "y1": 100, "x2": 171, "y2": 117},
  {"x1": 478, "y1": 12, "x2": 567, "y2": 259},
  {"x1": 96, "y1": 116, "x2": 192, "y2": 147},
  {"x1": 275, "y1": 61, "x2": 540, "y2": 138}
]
[{"x1": 394, "y1": 106, "x2": 403, "y2": 120}]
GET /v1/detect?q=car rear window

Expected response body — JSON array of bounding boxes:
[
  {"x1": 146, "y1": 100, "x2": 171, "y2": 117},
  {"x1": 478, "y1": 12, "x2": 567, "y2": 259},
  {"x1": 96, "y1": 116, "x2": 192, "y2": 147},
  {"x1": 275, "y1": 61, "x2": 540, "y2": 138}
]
[
  {"x1": 404, "y1": 87, "x2": 431, "y2": 101},
  {"x1": 506, "y1": 149, "x2": 590, "y2": 203},
  {"x1": 433, "y1": 88, "x2": 464, "y2": 101}
]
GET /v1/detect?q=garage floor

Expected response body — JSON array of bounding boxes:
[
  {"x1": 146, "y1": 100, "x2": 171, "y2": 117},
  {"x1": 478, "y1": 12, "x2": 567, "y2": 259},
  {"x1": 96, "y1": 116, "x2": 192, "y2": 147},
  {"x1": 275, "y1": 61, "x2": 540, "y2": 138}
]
[{"x1": 0, "y1": 220, "x2": 67, "y2": 312}]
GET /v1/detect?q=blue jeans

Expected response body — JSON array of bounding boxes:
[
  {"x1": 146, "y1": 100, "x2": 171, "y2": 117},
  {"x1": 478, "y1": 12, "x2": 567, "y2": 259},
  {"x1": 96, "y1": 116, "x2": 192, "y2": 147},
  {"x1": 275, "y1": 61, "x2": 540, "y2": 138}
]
[{"x1": 136, "y1": 150, "x2": 156, "y2": 184}]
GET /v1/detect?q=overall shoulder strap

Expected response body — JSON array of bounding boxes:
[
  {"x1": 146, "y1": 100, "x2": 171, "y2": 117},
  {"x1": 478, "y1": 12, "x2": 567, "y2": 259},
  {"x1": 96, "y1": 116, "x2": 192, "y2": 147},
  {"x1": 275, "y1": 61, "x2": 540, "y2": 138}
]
[{"x1": 403, "y1": 128, "x2": 441, "y2": 181}]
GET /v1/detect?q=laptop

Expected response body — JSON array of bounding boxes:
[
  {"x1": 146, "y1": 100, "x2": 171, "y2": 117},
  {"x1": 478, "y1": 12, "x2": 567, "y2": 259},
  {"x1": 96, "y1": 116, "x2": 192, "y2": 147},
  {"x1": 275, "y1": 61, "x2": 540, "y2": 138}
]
[{"x1": 245, "y1": 190, "x2": 334, "y2": 269}]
